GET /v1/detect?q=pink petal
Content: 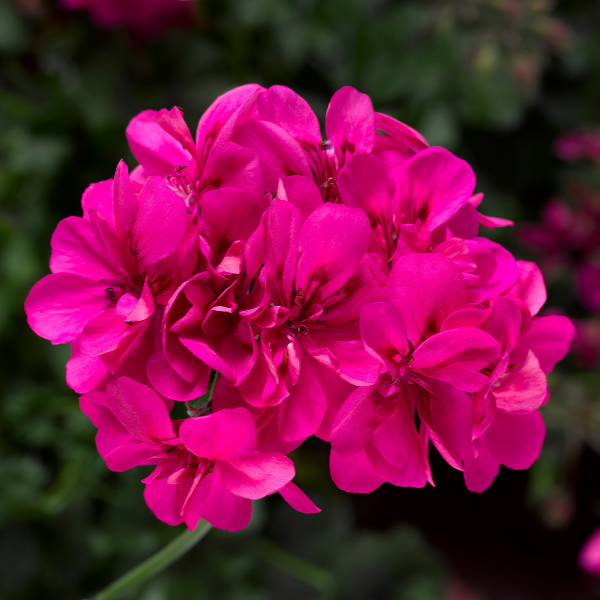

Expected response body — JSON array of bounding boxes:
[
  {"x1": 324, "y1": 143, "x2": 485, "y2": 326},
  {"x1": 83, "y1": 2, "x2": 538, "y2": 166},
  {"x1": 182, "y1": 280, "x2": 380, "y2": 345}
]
[
  {"x1": 179, "y1": 407, "x2": 257, "y2": 460},
  {"x1": 131, "y1": 176, "x2": 188, "y2": 271},
  {"x1": 180, "y1": 322, "x2": 256, "y2": 386},
  {"x1": 146, "y1": 351, "x2": 210, "y2": 402},
  {"x1": 330, "y1": 385, "x2": 377, "y2": 457},
  {"x1": 80, "y1": 391, "x2": 126, "y2": 436},
  {"x1": 279, "y1": 482, "x2": 321, "y2": 514},
  {"x1": 392, "y1": 147, "x2": 475, "y2": 232},
  {"x1": 463, "y1": 438, "x2": 500, "y2": 493},
  {"x1": 277, "y1": 354, "x2": 327, "y2": 441},
  {"x1": 126, "y1": 110, "x2": 189, "y2": 176},
  {"x1": 113, "y1": 160, "x2": 138, "y2": 240},
  {"x1": 233, "y1": 120, "x2": 311, "y2": 192},
  {"x1": 338, "y1": 153, "x2": 393, "y2": 257},
  {"x1": 415, "y1": 379, "x2": 473, "y2": 471},
  {"x1": 373, "y1": 403, "x2": 415, "y2": 468},
  {"x1": 81, "y1": 179, "x2": 114, "y2": 224},
  {"x1": 468, "y1": 238, "x2": 518, "y2": 298},
  {"x1": 156, "y1": 107, "x2": 200, "y2": 165},
  {"x1": 411, "y1": 328, "x2": 500, "y2": 392},
  {"x1": 478, "y1": 213, "x2": 514, "y2": 229},
  {"x1": 105, "y1": 377, "x2": 176, "y2": 443},
  {"x1": 97, "y1": 430, "x2": 160, "y2": 472},
  {"x1": 325, "y1": 87, "x2": 376, "y2": 163},
  {"x1": 276, "y1": 176, "x2": 323, "y2": 221},
  {"x1": 360, "y1": 302, "x2": 409, "y2": 373},
  {"x1": 25, "y1": 273, "x2": 110, "y2": 344},
  {"x1": 49, "y1": 216, "x2": 123, "y2": 280},
  {"x1": 263, "y1": 199, "x2": 303, "y2": 306},
  {"x1": 515, "y1": 260, "x2": 546, "y2": 316},
  {"x1": 485, "y1": 409, "x2": 545, "y2": 470},
  {"x1": 388, "y1": 253, "x2": 467, "y2": 344},
  {"x1": 493, "y1": 351, "x2": 547, "y2": 413},
  {"x1": 309, "y1": 360, "x2": 357, "y2": 441},
  {"x1": 218, "y1": 452, "x2": 294, "y2": 499},
  {"x1": 185, "y1": 468, "x2": 252, "y2": 532},
  {"x1": 478, "y1": 296, "x2": 522, "y2": 352},
  {"x1": 196, "y1": 84, "x2": 264, "y2": 148},
  {"x1": 198, "y1": 141, "x2": 263, "y2": 199},
  {"x1": 329, "y1": 448, "x2": 384, "y2": 493},
  {"x1": 257, "y1": 85, "x2": 322, "y2": 143},
  {"x1": 67, "y1": 338, "x2": 107, "y2": 393},
  {"x1": 296, "y1": 204, "x2": 370, "y2": 305},
  {"x1": 364, "y1": 438, "x2": 430, "y2": 488},
  {"x1": 201, "y1": 187, "x2": 267, "y2": 264},
  {"x1": 80, "y1": 307, "x2": 143, "y2": 356},
  {"x1": 144, "y1": 477, "x2": 185, "y2": 526},
  {"x1": 510, "y1": 315, "x2": 574, "y2": 374}
]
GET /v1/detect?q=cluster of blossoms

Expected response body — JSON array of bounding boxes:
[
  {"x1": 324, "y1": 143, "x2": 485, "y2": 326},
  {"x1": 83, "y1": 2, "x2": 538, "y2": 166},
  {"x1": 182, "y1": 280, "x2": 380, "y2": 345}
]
[{"x1": 26, "y1": 85, "x2": 573, "y2": 532}]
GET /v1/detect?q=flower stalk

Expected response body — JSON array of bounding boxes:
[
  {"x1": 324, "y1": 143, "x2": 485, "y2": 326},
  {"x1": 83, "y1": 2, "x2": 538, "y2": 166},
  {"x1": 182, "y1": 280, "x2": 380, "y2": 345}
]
[{"x1": 89, "y1": 519, "x2": 212, "y2": 600}]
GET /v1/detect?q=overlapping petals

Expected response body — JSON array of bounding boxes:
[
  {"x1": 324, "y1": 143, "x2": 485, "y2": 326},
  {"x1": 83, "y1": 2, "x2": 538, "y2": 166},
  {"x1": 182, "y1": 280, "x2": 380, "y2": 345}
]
[{"x1": 25, "y1": 84, "x2": 573, "y2": 531}]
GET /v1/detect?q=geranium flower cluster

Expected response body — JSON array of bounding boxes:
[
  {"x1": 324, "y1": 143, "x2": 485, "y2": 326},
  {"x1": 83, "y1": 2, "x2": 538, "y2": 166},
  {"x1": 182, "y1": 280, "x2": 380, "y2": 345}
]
[{"x1": 25, "y1": 85, "x2": 574, "y2": 532}]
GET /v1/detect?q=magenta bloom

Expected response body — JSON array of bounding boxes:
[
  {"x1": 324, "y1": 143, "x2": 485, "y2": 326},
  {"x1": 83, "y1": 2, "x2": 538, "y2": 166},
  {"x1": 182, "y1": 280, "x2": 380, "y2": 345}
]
[
  {"x1": 23, "y1": 84, "x2": 572, "y2": 530},
  {"x1": 232, "y1": 85, "x2": 423, "y2": 202},
  {"x1": 126, "y1": 86, "x2": 263, "y2": 212},
  {"x1": 25, "y1": 161, "x2": 198, "y2": 392},
  {"x1": 237, "y1": 193, "x2": 386, "y2": 442},
  {"x1": 330, "y1": 253, "x2": 501, "y2": 492},
  {"x1": 463, "y1": 262, "x2": 574, "y2": 492},
  {"x1": 580, "y1": 527, "x2": 600, "y2": 577},
  {"x1": 158, "y1": 186, "x2": 269, "y2": 401},
  {"x1": 555, "y1": 131, "x2": 600, "y2": 162},
  {"x1": 61, "y1": 0, "x2": 195, "y2": 36},
  {"x1": 80, "y1": 377, "x2": 304, "y2": 531},
  {"x1": 337, "y1": 147, "x2": 514, "y2": 279}
]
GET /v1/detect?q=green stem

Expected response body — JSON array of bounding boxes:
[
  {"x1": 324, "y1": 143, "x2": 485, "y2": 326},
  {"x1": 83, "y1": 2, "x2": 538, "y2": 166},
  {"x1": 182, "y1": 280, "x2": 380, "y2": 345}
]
[
  {"x1": 89, "y1": 520, "x2": 212, "y2": 600},
  {"x1": 257, "y1": 538, "x2": 337, "y2": 595}
]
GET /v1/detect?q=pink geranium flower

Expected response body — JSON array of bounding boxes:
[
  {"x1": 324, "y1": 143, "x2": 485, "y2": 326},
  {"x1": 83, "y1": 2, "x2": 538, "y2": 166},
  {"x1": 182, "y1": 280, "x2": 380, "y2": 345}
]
[
  {"x1": 126, "y1": 86, "x2": 264, "y2": 212},
  {"x1": 232, "y1": 85, "x2": 424, "y2": 202},
  {"x1": 80, "y1": 377, "x2": 317, "y2": 531},
  {"x1": 235, "y1": 191, "x2": 386, "y2": 442},
  {"x1": 462, "y1": 262, "x2": 574, "y2": 492},
  {"x1": 337, "y1": 148, "x2": 515, "y2": 283},
  {"x1": 329, "y1": 253, "x2": 501, "y2": 492},
  {"x1": 157, "y1": 186, "x2": 270, "y2": 401},
  {"x1": 25, "y1": 161, "x2": 199, "y2": 393}
]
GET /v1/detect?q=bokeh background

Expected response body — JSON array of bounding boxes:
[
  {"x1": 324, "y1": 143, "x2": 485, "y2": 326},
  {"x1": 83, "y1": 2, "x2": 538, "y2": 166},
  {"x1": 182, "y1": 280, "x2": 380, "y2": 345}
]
[{"x1": 1, "y1": 0, "x2": 600, "y2": 598}]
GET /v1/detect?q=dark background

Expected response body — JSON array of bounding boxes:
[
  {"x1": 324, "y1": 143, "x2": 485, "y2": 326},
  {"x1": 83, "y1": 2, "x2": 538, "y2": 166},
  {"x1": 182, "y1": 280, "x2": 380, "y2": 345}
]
[{"x1": 1, "y1": 0, "x2": 600, "y2": 598}]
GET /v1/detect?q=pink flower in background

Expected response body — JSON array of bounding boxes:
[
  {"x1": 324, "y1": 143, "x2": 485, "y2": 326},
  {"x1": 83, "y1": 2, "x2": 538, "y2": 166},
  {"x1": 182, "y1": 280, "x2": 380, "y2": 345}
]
[
  {"x1": 579, "y1": 527, "x2": 600, "y2": 577},
  {"x1": 555, "y1": 131, "x2": 600, "y2": 162},
  {"x1": 520, "y1": 184, "x2": 600, "y2": 314},
  {"x1": 126, "y1": 86, "x2": 263, "y2": 212},
  {"x1": 61, "y1": 0, "x2": 196, "y2": 37}
]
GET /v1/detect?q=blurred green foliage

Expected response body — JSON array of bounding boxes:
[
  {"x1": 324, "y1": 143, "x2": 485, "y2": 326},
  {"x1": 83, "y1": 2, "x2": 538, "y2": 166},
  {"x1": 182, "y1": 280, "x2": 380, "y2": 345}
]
[{"x1": 1, "y1": 0, "x2": 600, "y2": 597}]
